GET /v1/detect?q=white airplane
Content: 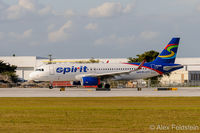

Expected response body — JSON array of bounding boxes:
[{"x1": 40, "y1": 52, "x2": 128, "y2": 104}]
[{"x1": 29, "y1": 38, "x2": 183, "y2": 89}]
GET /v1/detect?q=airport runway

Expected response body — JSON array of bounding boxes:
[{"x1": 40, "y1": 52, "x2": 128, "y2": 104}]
[{"x1": 0, "y1": 87, "x2": 200, "y2": 97}]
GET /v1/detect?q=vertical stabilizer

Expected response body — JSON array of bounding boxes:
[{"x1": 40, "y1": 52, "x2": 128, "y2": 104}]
[{"x1": 153, "y1": 38, "x2": 180, "y2": 64}]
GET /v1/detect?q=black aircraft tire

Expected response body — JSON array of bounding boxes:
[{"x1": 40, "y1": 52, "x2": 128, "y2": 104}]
[
  {"x1": 105, "y1": 84, "x2": 110, "y2": 89},
  {"x1": 49, "y1": 85, "x2": 53, "y2": 89}
]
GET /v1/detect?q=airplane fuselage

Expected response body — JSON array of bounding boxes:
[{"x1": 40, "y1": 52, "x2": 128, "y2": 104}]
[
  {"x1": 29, "y1": 37, "x2": 183, "y2": 88},
  {"x1": 30, "y1": 62, "x2": 181, "y2": 82}
]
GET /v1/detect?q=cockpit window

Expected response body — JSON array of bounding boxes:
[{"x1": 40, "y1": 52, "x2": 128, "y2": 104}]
[{"x1": 36, "y1": 68, "x2": 44, "y2": 71}]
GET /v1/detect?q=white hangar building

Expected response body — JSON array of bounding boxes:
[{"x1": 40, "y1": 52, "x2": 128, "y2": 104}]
[
  {"x1": 0, "y1": 56, "x2": 37, "y2": 80},
  {"x1": 161, "y1": 58, "x2": 200, "y2": 85},
  {"x1": 0, "y1": 56, "x2": 200, "y2": 84}
]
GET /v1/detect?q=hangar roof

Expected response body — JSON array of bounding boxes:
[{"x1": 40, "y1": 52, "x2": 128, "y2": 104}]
[{"x1": 0, "y1": 56, "x2": 37, "y2": 68}]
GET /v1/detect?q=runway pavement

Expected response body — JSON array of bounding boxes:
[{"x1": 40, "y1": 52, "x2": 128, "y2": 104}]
[{"x1": 0, "y1": 87, "x2": 200, "y2": 97}]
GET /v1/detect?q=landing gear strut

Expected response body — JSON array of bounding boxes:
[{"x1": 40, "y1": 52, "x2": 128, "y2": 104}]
[{"x1": 49, "y1": 81, "x2": 53, "y2": 89}]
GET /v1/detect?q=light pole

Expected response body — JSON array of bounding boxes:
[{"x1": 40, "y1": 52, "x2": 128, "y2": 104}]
[{"x1": 48, "y1": 54, "x2": 52, "y2": 64}]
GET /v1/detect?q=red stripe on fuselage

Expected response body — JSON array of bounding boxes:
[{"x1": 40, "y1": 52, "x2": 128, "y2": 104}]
[{"x1": 123, "y1": 63, "x2": 163, "y2": 75}]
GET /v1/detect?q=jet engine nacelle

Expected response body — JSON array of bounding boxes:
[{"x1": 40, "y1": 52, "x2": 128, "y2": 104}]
[{"x1": 82, "y1": 77, "x2": 99, "y2": 86}]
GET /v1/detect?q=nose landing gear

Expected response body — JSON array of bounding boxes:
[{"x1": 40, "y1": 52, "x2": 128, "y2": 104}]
[
  {"x1": 49, "y1": 85, "x2": 53, "y2": 89},
  {"x1": 49, "y1": 81, "x2": 53, "y2": 89}
]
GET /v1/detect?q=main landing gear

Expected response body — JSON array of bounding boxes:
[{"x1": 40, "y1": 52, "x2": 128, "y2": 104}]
[{"x1": 96, "y1": 83, "x2": 111, "y2": 91}]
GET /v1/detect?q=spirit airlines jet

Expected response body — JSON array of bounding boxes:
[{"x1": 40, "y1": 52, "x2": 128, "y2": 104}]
[{"x1": 29, "y1": 38, "x2": 183, "y2": 89}]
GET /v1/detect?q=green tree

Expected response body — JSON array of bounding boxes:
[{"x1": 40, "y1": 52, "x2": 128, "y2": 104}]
[
  {"x1": 0, "y1": 61, "x2": 18, "y2": 83},
  {"x1": 76, "y1": 58, "x2": 100, "y2": 63},
  {"x1": 0, "y1": 61, "x2": 17, "y2": 73},
  {"x1": 89, "y1": 58, "x2": 100, "y2": 63},
  {"x1": 128, "y1": 50, "x2": 159, "y2": 63}
]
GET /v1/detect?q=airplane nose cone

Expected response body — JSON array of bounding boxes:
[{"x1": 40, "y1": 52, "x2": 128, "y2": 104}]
[
  {"x1": 29, "y1": 72, "x2": 37, "y2": 80},
  {"x1": 29, "y1": 72, "x2": 34, "y2": 80}
]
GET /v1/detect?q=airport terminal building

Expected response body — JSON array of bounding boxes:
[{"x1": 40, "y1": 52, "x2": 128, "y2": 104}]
[{"x1": 0, "y1": 56, "x2": 200, "y2": 85}]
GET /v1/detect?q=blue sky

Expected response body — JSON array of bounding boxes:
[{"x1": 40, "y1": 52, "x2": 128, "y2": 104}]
[{"x1": 0, "y1": 0, "x2": 200, "y2": 58}]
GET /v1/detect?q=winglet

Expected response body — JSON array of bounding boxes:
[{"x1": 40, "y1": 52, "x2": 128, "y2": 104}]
[{"x1": 138, "y1": 60, "x2": 146, "y2": 70}]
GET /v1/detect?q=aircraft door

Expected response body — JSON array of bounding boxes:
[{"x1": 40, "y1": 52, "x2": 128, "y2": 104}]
[{"x1": 49, "y1": 65, "x2": 55, "y2": 75}]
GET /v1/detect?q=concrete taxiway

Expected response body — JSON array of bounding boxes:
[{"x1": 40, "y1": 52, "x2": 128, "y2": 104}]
[{"x1": 0, "y1": 87, "x2": 200, "y2": 97}]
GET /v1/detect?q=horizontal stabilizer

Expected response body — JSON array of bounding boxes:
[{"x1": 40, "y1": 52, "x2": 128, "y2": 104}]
[{"x1": 163, "y1": 65, "x2": 183, "y2": 71}]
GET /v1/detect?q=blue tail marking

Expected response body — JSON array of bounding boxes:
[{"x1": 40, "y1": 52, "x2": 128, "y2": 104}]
[{"x1": 153, "y1": 38, "x2": 180, "y2": 64}]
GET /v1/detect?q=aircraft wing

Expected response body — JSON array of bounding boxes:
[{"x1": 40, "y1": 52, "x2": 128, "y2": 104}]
[{"x1": 80, "y1": 60, "x2": 146, "y2": 79}]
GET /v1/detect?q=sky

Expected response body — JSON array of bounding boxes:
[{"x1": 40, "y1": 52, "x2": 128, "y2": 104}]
[{"x1": 0, "y1": 0, "x2": 200, "y2": 59}]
